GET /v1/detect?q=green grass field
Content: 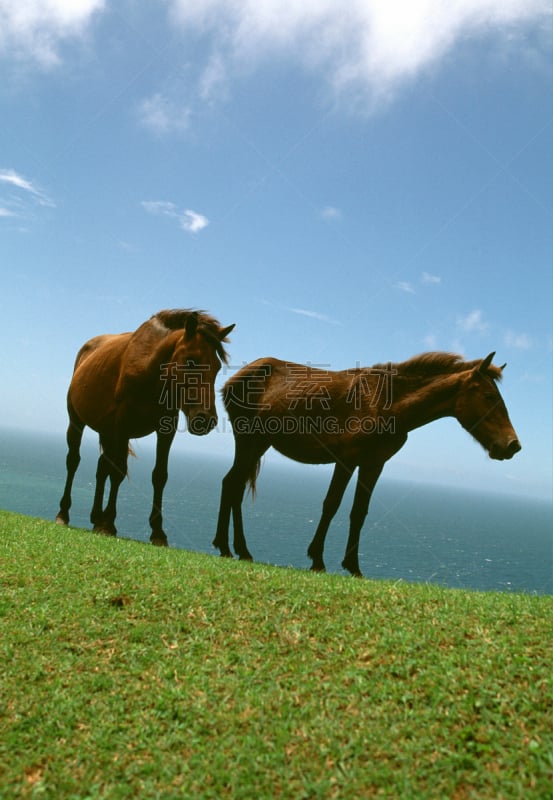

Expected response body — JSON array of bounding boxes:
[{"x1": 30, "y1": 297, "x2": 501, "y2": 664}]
[{"x1": 1, "y1": 509, "x2": 552, "y2": 798}]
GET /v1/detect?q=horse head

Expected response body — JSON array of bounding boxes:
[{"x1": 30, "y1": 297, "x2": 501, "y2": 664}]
[
  {"x1": 172, "y1": 312, "x2": 235, "y2": 436},
  {"x1": 455, "y1": 352, "x2": 521, "y2": 461}
]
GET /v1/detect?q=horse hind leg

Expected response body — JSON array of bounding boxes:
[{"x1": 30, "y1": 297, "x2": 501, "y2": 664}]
[
  {"x1": 214, "y1": 464, "x2": 247, "y2": 558},
  {"x1": 92, "y1": 436, "x2": 129, "y2": 536},
  {"x1": 213, "y1": 438, "x2": 267, "y2": 561},
  {"x1": 56, "y1": 413, "x2": 84, "y2": 526},
  {"x1": 231, "y1": 480, "x2": 253, "y2": 562},
  {"x1": 90, "y1": 447, "x2": 109, "y2": 528}
]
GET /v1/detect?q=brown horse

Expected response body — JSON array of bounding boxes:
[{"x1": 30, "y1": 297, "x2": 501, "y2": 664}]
[
  {"x1": 56, "y1": 309, "x2": 234, "y2": 544},
  {"x1": 214, "y1": 352, "x2": 521, "y2": 576}
]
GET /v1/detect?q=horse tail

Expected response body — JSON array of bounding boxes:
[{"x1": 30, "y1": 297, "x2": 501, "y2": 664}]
[
  {"x1": 98, "y1": 441, "x2": 136, "y2": 458},
  {"x1": 97, "y1": 440, "x2": 136, "y2": 479},
  {"x1": 246, "y1": 456, "x2": 263, "y2": 499}
]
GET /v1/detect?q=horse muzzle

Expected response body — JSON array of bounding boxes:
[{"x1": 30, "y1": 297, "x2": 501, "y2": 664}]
[
  {"x1": 188, "y1": 413, "x2": 217, "y2": 436},
  {"x1": 489, "y1": 438, "x2": 521, "y2": 461}
]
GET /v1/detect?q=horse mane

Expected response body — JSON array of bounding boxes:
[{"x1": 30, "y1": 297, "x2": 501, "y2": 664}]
[
  {"x1": 373, "y1": 352, "x2": 502, "y2": 381},
  {"x1": 152, "y1": 308, "x2": 231, "y2": 363}
]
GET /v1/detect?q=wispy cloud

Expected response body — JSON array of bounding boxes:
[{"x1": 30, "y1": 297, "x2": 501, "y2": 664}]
[
  {"x1": 0, "y1": 168, "x2": 55, "y2": 207},
  {"x1": 423, "y1": 334, "x2": 438, "y2": 349},
  {"x1": 321, "y1": 206, "x2": 342, "y2": 221},
  {"x1": 288, "y1": 307, "x2": 340, "y2": 325},
  {"x1": 141, "y1": 200, "x2": 209, "y2": 233},
  {"x1": 141, "y1": 201, "x2": 177, "y2": 216},
  {"x1": 259, "y1": 299, "x2": 340, "y2": 325},
  {"x1": 0, "y1": 168, "x2": 55, "y2": 223},
  {"x1": 138, "y1": 94, "x2": 192, "y2": 136},
  {"x1": 167, "y1": 0, "x2": 550, "y2": 106},
  {"x1": 395, "y1": 281, "x2": 416, "y2": 294},
  {"x1": 504, "y1": 330, "x2": 533, "y2": 350},
  {"x1": 0, "y1": 169, "x2": 36, "y2": 194},
  {"x1": 421, "y1": 271, "x2": 441, "y2": 285},
  {"x1": 0, "y1": 0, "x2": 105, "y2": 67},
  {"x1": 456, "y1": 309, "x2": 489, "y2": 333}
]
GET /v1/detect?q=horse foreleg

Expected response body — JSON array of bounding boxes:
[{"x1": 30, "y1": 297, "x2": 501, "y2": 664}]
[
  {"x1": 342, "y1": 463, "x2": 383, "y2": 577},
  {"x1": 148, "y1": 427, "x2": 176, "y2": 546},
  {"x1": 56, "y1": 416, "x2": 84, "y2": 525},
  {"x1": 307, "y1": 462, "x2": 354, "y2": 572}
]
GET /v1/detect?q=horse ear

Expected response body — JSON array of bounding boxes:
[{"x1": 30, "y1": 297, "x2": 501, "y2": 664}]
[
  {"x1": 499, "y1": 362, "x2": 507, "y2": 371},
  {"x1": 478, "y1": 352, "x2": 495, "y2": 374},
  {"x1": 219, "y1": 323, "x2": 235, "y2": 341},
  {"x1": 184, "y1": 312, "x2": 199, "y2": 339}
]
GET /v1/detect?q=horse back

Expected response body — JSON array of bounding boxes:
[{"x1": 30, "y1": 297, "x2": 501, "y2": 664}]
[
  {"x1": 221, "y1": 357, "x2": 402, "y2": 465},
  {"x1": 222, "y1": 357, "x2": 290, "y2": 421},
  {"x1": 223, "y1": 357, "x2": 351, "y2": 422},
  {"x1": 73, "y1": 333, "x2": 129, "y2": 372}
]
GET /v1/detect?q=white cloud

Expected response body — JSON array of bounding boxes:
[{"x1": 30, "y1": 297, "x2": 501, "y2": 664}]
[
  {"x1": 321, "y1": 205, "x2": 342, "y2": 221},
  {"x1": 456, "y1": 309, "x2": 489, "y2": 333},
  {"x1": 198, "y1": 53, "x2": 228, "y2": 103},
  {"x1": 0, "y1": 168, "x2": 55, "y2": 220},
  {"x1": 0, "y1": 0, "x2": 105, "y2": 67},
  {"x1": 141, "y1": 200, "x2": 178, "y2": 217},
  {"x1": 0, "y1": 168, "x2": 36, "y2": 193},
  {"x1": 0, "y1": 168, "x2": 55, "y2": 207},
  {"x1": 142, "y1": 200, "x2": 209, "y2": 234},
  {"x1": 395, "y1": 281, "x2": 415, "y2": 294},
  {"x1": 421, "y1": 271, "x2": 441, "y2": 285},
  {"x1": 423, "y1": 333, "x2": 438, "y2": 348},
  {"x1": 180, "y1": 209, "x2": 209, "y2": 233},
  {"x1": 138, "y1": 94, "x2": 192, "y2": 136},
  {"x1": 167, "y1": 0, "x2": 551, "y2": 105},
  {"x1": 504, "y1": 330, "x2": 533, "y2": 350},
  {"x1": 289, "y1": 307, "x2": 340, "y2": 324}
]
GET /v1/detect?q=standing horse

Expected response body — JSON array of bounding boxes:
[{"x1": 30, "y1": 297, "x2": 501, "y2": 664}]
[
  {"x1": 214, "y1": 352, "x2": 521, "y2": 576},
  {"x1": 56, "y1": 309, "x2": 234, "y2": 545}
]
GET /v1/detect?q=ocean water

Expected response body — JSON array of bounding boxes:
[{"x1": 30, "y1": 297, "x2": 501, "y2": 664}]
[{"x1": 1, "y1": 427, "x2": 551, "y2": 595}]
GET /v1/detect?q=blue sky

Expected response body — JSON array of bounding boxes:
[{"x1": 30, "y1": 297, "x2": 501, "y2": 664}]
[{"x1": 1, "y1": 0, "x2": 551, "y2": 500}]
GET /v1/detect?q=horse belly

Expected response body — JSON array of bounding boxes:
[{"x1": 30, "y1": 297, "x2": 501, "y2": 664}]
[
  {"x1": 270, "y1": 431, "x2": 361, "y2": 466},
  {"x1": 69, "y1": 377, "x2": 117, "y2": 432},
  {"x1": 68, "y1": 347, "x2": 123, "y2": 432}
]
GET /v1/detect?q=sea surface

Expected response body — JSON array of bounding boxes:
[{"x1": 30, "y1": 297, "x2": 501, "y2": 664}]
[{"x1": 1, "y1": 427, "x2": 551, "y2": 595}]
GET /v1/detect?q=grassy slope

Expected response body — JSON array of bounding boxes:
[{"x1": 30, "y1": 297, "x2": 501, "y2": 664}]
[{"x1": 0, "y1": 510, "x2": 552, "y2": 799}]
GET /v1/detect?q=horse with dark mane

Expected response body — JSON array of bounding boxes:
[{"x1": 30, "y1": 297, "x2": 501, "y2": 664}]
[
  {"x1": 56, "y1": 309, "x2": 234, "y2": 544},
  {"x1": 214, "y1": 351, "x2": 521, "y2": 576}
]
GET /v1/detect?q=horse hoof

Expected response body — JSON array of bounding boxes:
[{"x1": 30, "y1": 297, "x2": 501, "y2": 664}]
[
  {"x1": 93, "y1": 525, "x2": 117, "y2": 537},
  {"x1": 150, "y1": 532, "x2": 169, "y2": 547},
  {"x1": 310, "y1": 563, "x2": 326, "y2": 573},
  {"x1": 342, "y1": 560, "x2": 363, "y2": 578},
  {"x1": 55, "y1": 515, "x2": 68, "y2": 526}
]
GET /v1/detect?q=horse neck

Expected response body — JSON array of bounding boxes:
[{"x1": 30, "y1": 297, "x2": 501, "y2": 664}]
[
  {"x1": 389, "y1": 371, "x2": 462, "y2": 431},
  {"x1": 124, "y1": 329, "x2": 181, "y2": 387}
]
